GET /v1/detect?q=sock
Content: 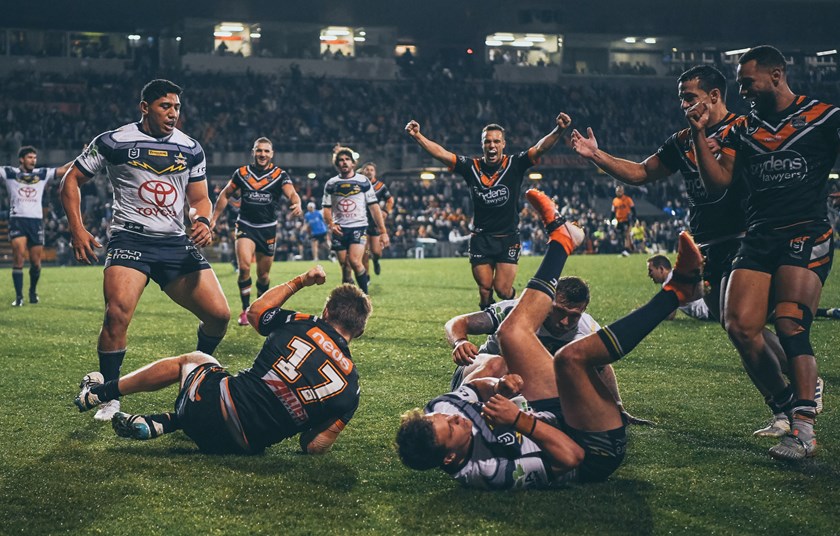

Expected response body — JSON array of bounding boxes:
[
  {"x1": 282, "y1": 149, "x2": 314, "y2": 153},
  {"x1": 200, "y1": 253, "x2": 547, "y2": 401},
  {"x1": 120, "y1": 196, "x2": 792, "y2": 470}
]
[
  {"x1": 238, "y1": 278, "x2": 252, "y2": 310},
  {"x1": 147, "y1": 412, "x2": 180, "y2": 435},
  {"x1": 196, "y1": 325, "x2": 224, "y2": 354},
  {"x1": 29, "y1": 266, "x2": 41, "y2": 295},
  {"x1": 480, "y1": 299, "x2": 495, "y2": 310},
  {"x1": 791, "y1": 401, "x2": 817, "y2": 442},
  {"x1": 98, "y1": 349, "x2": 126, "y2": 384},
  {"x1": 90, "y1": 379, "x2": 122, "y2": 403},
  {"x1": 597, "y1": 290, "x2": 679, "y2": 360},
  {"x1": 526, "y1": 242, "x2": 569, "y2": 299},
  {"x1": 256, "y1": 280, "x2": 270, "y2": 297},
  {"x1": 356, "y1": 270, "x2": 369, "y2": 294},
  {"x1": 816, "y1": 307, "x2": 828, "y2": 317},
  {"x1": 12, "y1": 269, "x2": 23, "y2": 298}
]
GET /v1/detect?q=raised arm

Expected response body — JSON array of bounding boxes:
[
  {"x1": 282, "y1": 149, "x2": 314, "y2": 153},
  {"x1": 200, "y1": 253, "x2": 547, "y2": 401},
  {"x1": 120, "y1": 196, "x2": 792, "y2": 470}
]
[
  {"x1": 209, "y1": 181, "x2": 236, "y2": 230},
  {"x1": 59, "y1": 165, "x2": 100, "y2": 264},
  {"x1": 282, "y1": 182, "x2": 303, "y2": 217},
  {"x1": 246, "y1": 265, "x2": 326, "y2": 328},
  {"x1": 405, "y1": 120, "x2": 456, "y2": 166},
  {"x1": 445, "y1": 310, "x2": 496, "y2": 365},
  {"x1": 571, "y1": 128, "x2": 671, "y2": 185},
  {"x1": 530, "y1": 112, "x2": 572, "y2": 160},
  {"x1": 686, "y1": 102, "x2": 734, "y2": 189},
  {"x1": 185, "y1": 180, "x2": 213, "y2": 248}
]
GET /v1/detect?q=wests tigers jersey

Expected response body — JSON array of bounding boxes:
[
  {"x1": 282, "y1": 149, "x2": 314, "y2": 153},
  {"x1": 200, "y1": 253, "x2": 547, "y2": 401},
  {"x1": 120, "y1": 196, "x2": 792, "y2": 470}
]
[
  {"x1": 365, "y1": 177, "x2": 393, "y2": 221},
  {"x1": 656, "y1": 113, "x2": 746, "y2": 243},
  {"x1": 225, "y1": 309, "x2": 359, "y2": 453},
  {"x1": 450, "y1": 150, "x2": 537, "y2": 235},
  {"x1": 0, "y1": 166, "x2": 55, "y2": 219},
  {"x1": 228, "y1": 164, "x2": 292, "y2": 227},
  {"x1": 720, "y1": 96, "x2": 840, "y2": 228}
]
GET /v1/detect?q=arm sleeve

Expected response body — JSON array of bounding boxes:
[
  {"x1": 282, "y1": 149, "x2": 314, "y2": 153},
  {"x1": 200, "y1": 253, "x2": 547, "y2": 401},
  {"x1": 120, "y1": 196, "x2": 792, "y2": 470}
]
[{"x1": 256, "y1": 308, "x2": 299, "y2": 336}]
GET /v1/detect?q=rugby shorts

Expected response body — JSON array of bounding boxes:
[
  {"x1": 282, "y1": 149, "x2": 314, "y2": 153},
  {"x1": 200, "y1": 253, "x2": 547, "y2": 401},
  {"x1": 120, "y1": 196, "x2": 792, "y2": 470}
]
[
  {"x1": 331, "y1": 226, "x2": 367, "y2": 251},
  {"x1": 235, "y1": 221, "x2": 277, "y2": 256},
  {"x1": 732, "y1": 220, "x2": 834, "y2": 284},
  {"x1": 469, "y1": 232, "x2": 521, "y2": 266},
  {"x1": 9, "y1": 217, "x2": 45, "y2": 246},
  {"x1": 104, "y1": 231, "x2": 212, "y2": 289}
]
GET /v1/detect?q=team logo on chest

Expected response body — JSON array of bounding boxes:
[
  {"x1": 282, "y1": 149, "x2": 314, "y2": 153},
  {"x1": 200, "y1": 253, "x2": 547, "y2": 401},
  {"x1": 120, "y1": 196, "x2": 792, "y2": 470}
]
[
  {"x1": 791, "y1": 115, "x2": 807, "y2": 129},
  {"x1": 128, "y1": 149, "x2": 188, "y2": 175},
  {"x1": 19, "y1": 186, "x2": 37, "y2": 198}
]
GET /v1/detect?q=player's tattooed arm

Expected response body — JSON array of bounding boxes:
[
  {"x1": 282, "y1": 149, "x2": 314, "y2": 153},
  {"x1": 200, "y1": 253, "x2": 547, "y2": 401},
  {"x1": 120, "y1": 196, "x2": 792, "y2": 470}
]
[{"x1": 445, "y1": 311, "x2": 495, "y2": 365}]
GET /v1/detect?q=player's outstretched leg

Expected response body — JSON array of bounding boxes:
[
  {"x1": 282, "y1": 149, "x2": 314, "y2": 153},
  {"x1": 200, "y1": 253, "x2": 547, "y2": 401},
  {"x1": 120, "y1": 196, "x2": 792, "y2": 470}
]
[
  {"x1": 525, "y1": 189, "x2": 584, "y2": 254},
  {"x1": 112, "y1": 412, "x2": 178, "y2": 440}
]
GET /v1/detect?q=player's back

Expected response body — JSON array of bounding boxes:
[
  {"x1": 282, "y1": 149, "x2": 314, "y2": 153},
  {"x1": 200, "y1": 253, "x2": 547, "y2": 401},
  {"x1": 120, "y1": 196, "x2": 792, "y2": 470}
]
[{"x1": 228, "y1": 311, "x2": 360, "y2": 452}]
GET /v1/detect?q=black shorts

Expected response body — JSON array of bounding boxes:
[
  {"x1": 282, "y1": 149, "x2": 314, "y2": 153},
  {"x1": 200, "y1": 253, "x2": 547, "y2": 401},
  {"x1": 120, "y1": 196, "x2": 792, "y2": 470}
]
[
  {"x1": 8, "y1": 217, "x2": 44, "y2": 246},
  {"x1": 615, "y1": 221, "x2": 630, "y2": 235},
  {"x1": 562, "y1": 424, "x2": 627, "y2": 483},
  {"x1": 174, "y1": 364, "x2": 249, "y2": 455},
  {"x1": 104, "y1": 231, "x2": 212, "y2": 289},
  {"x1": 732, "y1": 220, "x2": 834, "y2": 284},
  {"x1": 311, "y1": 233, "x2": 328, "y2": 244},
  {"x1": 235, "y1": 221, "x2": 277, "y2": 256},
  {"x1": 699, "y1": 237, "x2": 741, "y2": 321},
  {"x1": 367, "y1": 220, "x2": 381, "y2": 237},
  {"x1": 332, "y1": 226, "x2": 367, "y2": 252},
  {"x1": 469, "y1": 233, "x2": 521, "y2": 266}
]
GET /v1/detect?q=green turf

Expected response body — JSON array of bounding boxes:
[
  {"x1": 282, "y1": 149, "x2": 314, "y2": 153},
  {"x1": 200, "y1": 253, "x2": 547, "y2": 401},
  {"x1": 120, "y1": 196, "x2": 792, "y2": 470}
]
[{"x1": 0, "y1": 255, "x2": 838, "y2": 535}]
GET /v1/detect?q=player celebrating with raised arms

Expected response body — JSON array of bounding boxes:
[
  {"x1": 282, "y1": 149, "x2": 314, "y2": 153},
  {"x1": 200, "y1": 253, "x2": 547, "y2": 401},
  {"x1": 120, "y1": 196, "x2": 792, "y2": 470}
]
[
  {"x1": 211, "y1": 137, "x2": 302, "y2": 326},
  {"x1": 61, "y1": 79, "x2": 230, "y2": 422},
  {"x1": 405, "y1": 113, "x2": 571, "y2": 310}
]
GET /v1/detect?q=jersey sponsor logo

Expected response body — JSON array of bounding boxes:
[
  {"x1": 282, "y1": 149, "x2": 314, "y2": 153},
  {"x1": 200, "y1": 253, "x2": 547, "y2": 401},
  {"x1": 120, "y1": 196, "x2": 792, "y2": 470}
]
[
  {"x1": 474, "y1": 185, "x2": 510, "y2": 206},
  {"x1": 148, "y1": 149, "x2": 168, "y2": 157},
  {"x1": 137, "y1": 180, "x2": 179, "y2": 217},
  {"x1": 243, "y1": 190, "x2": 274, "y2": 204},
  {"x1": 18, "y1": 186, "x2": 37, "y2": 198},
  {"x1": 748, "y1": 150, "x2": 807, "y2": 189},
  {"x1": 337, "y1": 198, "x2": 358, "y2": 213},
  {"x1": 307, "y1": 326, "x2": 353, "y2": 375},
  {"x1": 108, "y1": 248, "x2": 142, "y2": 261}
]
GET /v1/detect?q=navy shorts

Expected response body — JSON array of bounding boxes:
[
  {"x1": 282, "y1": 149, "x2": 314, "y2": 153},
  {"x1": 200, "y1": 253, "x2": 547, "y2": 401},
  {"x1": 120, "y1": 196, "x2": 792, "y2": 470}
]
[
  {"x1": 699, "y1": 237, "x2": 741, "y2": 321},
  {"x1": 562, "y1": 424, "x2": 627, "y2": 483},
  {"x1": 732, "y1": 220, "x2": 834, "y2": 284},
  {"x1": 174, "y1": 364, "x2": 248, "y2": 455},
  {"x1": 367, "y1": 220, "x2": 382, "y2": 237},
  {"x1": 469, "y1": 233, "x2": 521, "y2": 266},
  {"x1": 311, "y1": 233, "x2": 329, "y2": 244},
  {"x1": 235, "y1": 221, "x2": 277, "y2": 256},
  {"x1": 332, "y1": 226, "x2": 367, "y2": 251},
  {"x1": 9, "y1": 217, "x2": 45, "y2": 246},
  {"x1": 104, "y1": 231, "x2": 212, "y2": 289}
]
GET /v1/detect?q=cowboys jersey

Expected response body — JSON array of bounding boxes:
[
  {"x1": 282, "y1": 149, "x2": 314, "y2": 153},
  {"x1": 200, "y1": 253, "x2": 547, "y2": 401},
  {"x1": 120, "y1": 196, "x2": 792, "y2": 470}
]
[
  {"x1": 322, "y1": 173, "x2": 378, "y2": 228},
  {"x1": 0, "y1": 167, "x2": 55, "y2": 219}
]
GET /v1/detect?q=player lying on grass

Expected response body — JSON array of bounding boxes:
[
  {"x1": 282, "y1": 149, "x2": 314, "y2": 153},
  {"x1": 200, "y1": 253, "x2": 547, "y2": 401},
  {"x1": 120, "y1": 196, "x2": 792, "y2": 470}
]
[
  {"x1": 396, "y1": 189, "x2": 703, "y2": 488},
  {"x1": 74, "y1": 265, "x2": 371, "y2": 455},
  {"x1": 445, "y1": 275, "x2": 653, "y2": 425}
]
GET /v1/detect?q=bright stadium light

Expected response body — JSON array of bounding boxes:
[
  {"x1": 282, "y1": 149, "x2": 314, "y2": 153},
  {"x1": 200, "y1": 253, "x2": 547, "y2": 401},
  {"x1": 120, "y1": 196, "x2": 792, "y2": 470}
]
[
  {"x1": 307, "y1": 172, "x2": 317, "y2": 179},
  {"x1": 128, "y1": 35, "x2": 141, "y2": 41},
  {"x1": 250, "y1": 33, "x2": 261, "y2": 38},
  {"x1": 175, "y1": 36, "x2": 182, "y2": 42},
  {"x1": 624, "y1": 37, "x2": 637, "y2": 44},
  {"x1": 354, "y1": 37, "x2": 366, "y2": 42},
  {"x1": 829, "y1": 172, "x2": 839, "y2": 179},
  {"x1": 495, "y1": 34, "x2": 515, "y2": 42},
  {"x1": 214, "y1": 31, "x2": 232, "y2": 38},
  {"x1": 524, "y1": 34, "x2": 546, "y2": 42},
  {"x1": 725, "y1": 48, "x2": 750, "y2": 56},
  {"x1": 512, "y1": 40, "x2": 533, "y2": 47},
  {"x1": 816, "y1": 49, "x2": 837, "y2": 56},
  {"x1": 644, "y1": 37, "x2": 657, "y2": 44},
  {"x1": 420, "y1": 171, "x2": 436, "y2": 180},
  {"x1": 485, "y1": 39, "x2": 503, "y2": 46},
  {"x1": 219, "y1": 24, "x2": 245, "y2": 32},
  {"x1": 528, "y1": 172, "x2": 543, "y2": 180}
]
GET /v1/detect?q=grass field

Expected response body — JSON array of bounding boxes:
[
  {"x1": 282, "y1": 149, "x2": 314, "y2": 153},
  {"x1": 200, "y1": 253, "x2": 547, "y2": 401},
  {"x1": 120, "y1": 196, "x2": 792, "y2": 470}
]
[{"x1": 0, "y1": 255, "x2": 839, "y2": 535}]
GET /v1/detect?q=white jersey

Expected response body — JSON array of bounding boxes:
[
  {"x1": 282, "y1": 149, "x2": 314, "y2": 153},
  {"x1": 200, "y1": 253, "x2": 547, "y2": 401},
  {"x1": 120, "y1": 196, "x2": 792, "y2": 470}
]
[
  {"x1": 321, "y1": 173, "x2": 377, "y2": 228},
  {"x1": 481, "y1": 299, "x2": 600, "y2": 355},
  {"x1": 0, "y1": 166, "x2": 55, "y2": 219},
  {"x1": 74, "y1": 122, "x2": 207, "y2": 237},
  {"x1": 426, "y1": 385, "x2": 561, "y2": 490}
]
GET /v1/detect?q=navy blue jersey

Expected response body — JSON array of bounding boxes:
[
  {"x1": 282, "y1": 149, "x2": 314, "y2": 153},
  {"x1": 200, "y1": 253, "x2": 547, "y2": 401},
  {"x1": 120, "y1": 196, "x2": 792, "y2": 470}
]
[
  {"x1": 720, "y1": 96, "x2": 840, "y2": 229},
  {"x1": 224, "y1": 309, "x2": 359, "y2": 452},
  {"x1": 450, "y1": 150, "x2": 536, "y2": 235},
  {"x1": 228, "y1": 164, "x2": 293, "y2": 227},
  {"x1": 656, "y1": 112, "x2": 746, "y2": 243}
]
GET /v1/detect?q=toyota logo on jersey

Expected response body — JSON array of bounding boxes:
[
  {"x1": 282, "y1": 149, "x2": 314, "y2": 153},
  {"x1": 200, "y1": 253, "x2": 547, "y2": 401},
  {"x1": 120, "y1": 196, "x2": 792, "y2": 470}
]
[
  {"x1": 19, "y1": 186, "x2": 37, "y2": 198},
  {"x1": 138, "y1": 181, "x2": 178, "y2": 207},
  {"x1": 337, "y1": 198, "x2": 357, "y2": 212}
]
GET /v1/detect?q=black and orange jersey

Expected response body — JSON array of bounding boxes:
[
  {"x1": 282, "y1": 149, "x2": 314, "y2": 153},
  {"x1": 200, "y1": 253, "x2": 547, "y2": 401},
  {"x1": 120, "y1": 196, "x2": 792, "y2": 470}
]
[
  {"x1": 656, "y1": 112, "x2": 747, "y2": 243},
  {"x1": 224, "y1": 308, "x2": 359, "y2": 453},
  {"x1": 365, "y1": 176, "x2": 393, "y2": 221},
  {"x1": 721, "y1": 96, "x2": 840, "y2": 229},
  {"x1": 450, "y1": 150, "x2": 536, "y2": 234},
  {"x1": 228, "y1": 163, "x2": 293, "y2": 227}
]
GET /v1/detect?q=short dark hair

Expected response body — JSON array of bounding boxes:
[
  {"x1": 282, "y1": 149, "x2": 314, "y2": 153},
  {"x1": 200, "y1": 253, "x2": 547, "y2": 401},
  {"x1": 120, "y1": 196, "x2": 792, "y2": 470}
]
[
  {"x1": 647, "y1": 254, "x2": 672, "y2": 270},
  {"x1": 556, "y1": 276, "x2": 590, "y2": 306},
  {"x1": 324, "y1": 284, "x2": 371, "y2": 339},
  {"x1": 18, "y1": 146, "x2": 37, "y2": 159},
  {"x1": 140, "y1": 79, "x2": 182, "y2": 104},
  {"x1": 481, "y1": 124, "x2": 505, "y2": 138},
  {"x1": 396, "y1": 409, "x2": 448, "y2": 470},
  {"x1": 678, "y1": 65, "x2": 728, "y2": 99},
  {"x1": 739, "y1": 45, "x2": 786, "y2": 71},
  {"x1": 333, "y1": 146, "x2": 356, "y2": 167}
]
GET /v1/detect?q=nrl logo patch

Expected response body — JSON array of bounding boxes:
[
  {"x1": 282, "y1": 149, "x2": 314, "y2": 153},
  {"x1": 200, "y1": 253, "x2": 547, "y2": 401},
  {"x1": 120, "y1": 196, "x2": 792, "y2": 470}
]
[{"x1": 791, "y1": 115, "x2": 807, "y2": 129}]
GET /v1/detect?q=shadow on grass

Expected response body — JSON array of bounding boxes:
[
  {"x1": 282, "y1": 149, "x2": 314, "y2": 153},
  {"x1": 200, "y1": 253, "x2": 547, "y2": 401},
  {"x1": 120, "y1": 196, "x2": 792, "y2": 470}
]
[{"x1": 397, "y1": 478, "x2": 655, "y2": 536}]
